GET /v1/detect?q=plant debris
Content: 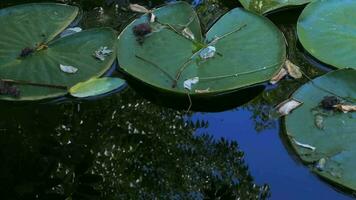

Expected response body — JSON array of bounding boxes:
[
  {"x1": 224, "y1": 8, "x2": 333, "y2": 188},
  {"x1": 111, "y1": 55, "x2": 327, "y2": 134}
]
[
  {"x1": 129, "y1": 4, "x2": 150, "y2": 13},
  {"x1": 0, "y1": 81, "x2": 20, "y2": 97},
  {"x1": 270, "y1": 59, "x2": 302, "y2": 84},
  {"x1": 133, "y1": 23, "x2": 152, "y2": 45},
  {"x1": 195, "y1": 88, "x2": 210, "y2": 93},
  {"x1": 314, "y1": 114, "x2": 324, "y2": 130},
  {"x1": 316, "y1": 158, "x2": 326, "y2": 171},
  {"x1": 270, "y1": 67, "x2": 288, "y2": 84},
  {"x1": 182, "y1": 27, "x2": 195, "y2": 40},
  {"x1": 184, "y1": 77, "x2": 199, "y2": 90},
  {"x1": 276, "y1": 99, "x2": 302, "y2": 116},
  {"x1": 19, "y1": 47, "x2": 34, "y2": 58},
  {"x1": 199, "y1": 46, "x2": 216, "y2": 60},
  {"x1": 334, "y1": 104, "x2": 356, "y2": 113},
  {"x1": 320, "y1": 96, "x2": 341, "y2": 110},
  {"x1": 292, "y1": 138, "x2": 316, "y2": 151},
  {"x1": 60, "y1": 64, "x2": 78, "y2": 74},
  {"x1": 93, "y1": 46, "x2": 113, "y2": 61},
  {"x1": 285, "y1": 59, "x2": 302, "y2": 79},
  {"x1": 60, "y1": 27, "x2": 82, "y2": 38}
]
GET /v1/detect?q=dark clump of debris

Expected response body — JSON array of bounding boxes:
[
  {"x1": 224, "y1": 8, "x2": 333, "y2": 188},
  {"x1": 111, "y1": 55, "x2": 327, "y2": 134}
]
[
  {"x1": 19, "y1": 47, "x2": 34, "y2": 58},
  {"x1": 320, "y1": 96, "x2": 340, "y2": 110},
  {"x1": 132, "y1": 23, "x2": 152, "y2": 45},
  {"x1": 0, "y1": 81, "x2": 20, "y2": 98}
]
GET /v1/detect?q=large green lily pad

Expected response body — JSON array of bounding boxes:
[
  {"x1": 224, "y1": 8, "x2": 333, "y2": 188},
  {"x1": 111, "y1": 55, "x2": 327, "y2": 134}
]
[
  {"x1": 0, "y1": 3, "x2": 117, "y2": 101},
  {"x1": 285, "y1": 69, "x2": 356, "y2": 190},
  {"x1": 298, "y1": 0, "x2": 356, "y2": 69},
  {"x1": 117, "y1": 2, "x2": 286, "y2": 96},
  {"x1": 239, "y1": 0, "x2": 312, "y2": 14}
]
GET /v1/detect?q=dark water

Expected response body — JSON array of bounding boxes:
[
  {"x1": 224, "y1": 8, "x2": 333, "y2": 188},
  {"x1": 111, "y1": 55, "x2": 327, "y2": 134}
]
[{"x1": 0, "y1": 0, "x2": 354, "y2": 199}]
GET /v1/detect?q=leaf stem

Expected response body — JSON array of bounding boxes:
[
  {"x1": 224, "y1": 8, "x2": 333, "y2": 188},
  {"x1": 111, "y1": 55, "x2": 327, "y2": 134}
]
[
  {"x1": 135, "y1": 55, "x2": 175, "y2": 82},
  {"x1": 1, "y1": 79, "x2": 67, "y2": 89}
]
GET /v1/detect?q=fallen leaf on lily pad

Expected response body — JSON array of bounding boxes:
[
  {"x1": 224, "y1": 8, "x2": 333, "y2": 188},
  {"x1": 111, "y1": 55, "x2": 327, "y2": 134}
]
[
  {"x1": 93, "y1": 46, "x2": 113, "y2": 61},
  {"x1": 334, "y1": 104, "x2": 356, "y2": 113},
  {"x1": 69, "y1": 77, "x2": 126, "y2": 98},
  {"x1": 60, "y1": 64, "x2": 78, "y2": 74},
  {"x1": 184, "y1": 77, "x2": 199, "y2": 91}
]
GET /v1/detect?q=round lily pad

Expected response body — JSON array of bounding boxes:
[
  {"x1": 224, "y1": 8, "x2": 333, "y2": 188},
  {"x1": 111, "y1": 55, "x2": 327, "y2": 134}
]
[
  {"x1": 298, "y1": 0, "x2": 356, "y2": 69},
  {"x1": 239, "y1": 0, "x2": 312, "y2": 14},
  {"x1": 117, "y1": 2, "x2": 286, "y2": 96},
  {"x1": 0, "y1": 3, "x2": 117, "y2": 101},
  {"x1": 70, "y1": 77, "x2": 126, "y2": 98},
  {"x1": 284, "y1": 69, "x2": 356, "y2": 190}
]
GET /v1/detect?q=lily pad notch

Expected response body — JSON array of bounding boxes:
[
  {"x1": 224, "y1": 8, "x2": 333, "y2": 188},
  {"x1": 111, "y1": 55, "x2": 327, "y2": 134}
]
[
  {"x1": 0, "y1": 3, "x2": 126, "y2": 101},
  {"x1": 117, "y1": 1, "x2": 287, "y2": 99}
]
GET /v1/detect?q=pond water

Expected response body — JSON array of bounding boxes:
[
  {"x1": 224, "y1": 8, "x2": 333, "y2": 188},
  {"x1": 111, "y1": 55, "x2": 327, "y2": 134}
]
[{"x1": 0, "y1": 0, "x2": 354, "y2": 199}]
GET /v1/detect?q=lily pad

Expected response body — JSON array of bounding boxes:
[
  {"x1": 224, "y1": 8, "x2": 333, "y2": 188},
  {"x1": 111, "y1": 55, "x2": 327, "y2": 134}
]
[
  {"x1": 239, "y1": 0, "x2": 312, "y2": 14},
  {"x1": 284, "y1": 69, "x2": 356, "y2": 190},
  {"x1": 69, "y1": 77, "x2": 126, "y2": 98},
  {"x1": 297, "y1": 0, "x2": 356, "y2": 69},
  {"x1": 0, "y1": 3, "x2": 117, "y2": 100},
  {"x1": 117, "y1": 2, "x2": 286, "y2": 96}
]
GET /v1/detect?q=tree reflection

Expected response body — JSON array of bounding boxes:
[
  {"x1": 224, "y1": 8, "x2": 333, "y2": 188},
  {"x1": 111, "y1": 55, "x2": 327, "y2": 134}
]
[{"x1": 0, "y1": 90, "x2": 269, "y2": 200}]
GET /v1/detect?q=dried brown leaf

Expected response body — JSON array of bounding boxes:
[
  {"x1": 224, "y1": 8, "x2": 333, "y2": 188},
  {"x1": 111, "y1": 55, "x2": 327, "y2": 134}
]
[
  {"x1": 285, "y1": 59, "x2": 302, "y2": 79},
  {"x1": 275, "y1": 99, "x2": 302, "y2": 116},
  {"x1": 334, "y1": 104, "x2": 356, "y2": 113}
]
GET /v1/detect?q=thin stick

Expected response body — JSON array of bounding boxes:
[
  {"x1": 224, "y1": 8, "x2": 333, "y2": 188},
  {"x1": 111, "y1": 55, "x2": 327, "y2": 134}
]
[
  {"x1": 185, "y1": 89, "x2": 192, "y2": 113},
  {"x1": 207, "y1": 24, "x2": 247, "y2": 45},
  {"x1": 172, "y1": 24, "x2": 248, "y2": 87},
  {"x1": 299, "y1": 70, "x2": 356, "y2": 103},
  {"x1": 1, "y1": 79, "x2": 67, "y2": 89},
  {"x1": 135, "y1": 55, "x2": 175, "y2": 82}
]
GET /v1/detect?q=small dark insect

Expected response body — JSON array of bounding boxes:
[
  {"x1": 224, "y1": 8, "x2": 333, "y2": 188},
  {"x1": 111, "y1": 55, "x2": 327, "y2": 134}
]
[
  {"x1": 320, "y1": 96, "x2": 340, "y2": 110},
  {"x1": 132, "y1": 23, "x2": 152, "y2": 45},
  {"x1": 19, "y1": 47, "x2": 34, "y2": 58},
  {"x1": 0, "y1": 81, "x2": 20, "y2": 98}
]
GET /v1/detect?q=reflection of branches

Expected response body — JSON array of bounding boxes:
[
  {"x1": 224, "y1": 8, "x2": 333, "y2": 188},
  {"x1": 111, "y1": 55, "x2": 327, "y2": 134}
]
[{"x1": 0, "y1": 89, "x2": 269, "y2": 199}]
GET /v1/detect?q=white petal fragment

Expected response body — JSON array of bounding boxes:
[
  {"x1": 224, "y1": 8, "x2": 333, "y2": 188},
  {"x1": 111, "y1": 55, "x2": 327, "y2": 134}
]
[
  {"x1": 129, "y1": 4, "x2": 150, "y2": 13},
  {"x1": 182, "y1": 28, "x2": 195, "y2": 40},
  {"x1": 184, "y1": 77, "x2": 199, "y2": 91},
  {"x1": 292, "y1": 138, "x2": 316, "y2": 151},
  {"x1": 149, "y1": 13, "x2": 156, "y2": 23},
  {"x1": 285, "y1": 59, "x2": 302, "y2": 79},
  {"x1": 270, "y1": 67, "x2": 288, "y2": 84},
  {"x1": 93, "y1": 46, "x2": 113, "y2": 61},
  {"x1": 276, "y1": 99, "x2": 302, "y2": 116},
  {"x1": 60, "y1": 64, "x2": 78, "y2": 74},
  {"x1": 199, "y1": 46, "x2": 216, "y2": 59},
  {"x1": 195, "y1": 88, "x2": 210, "y2": 93}
]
